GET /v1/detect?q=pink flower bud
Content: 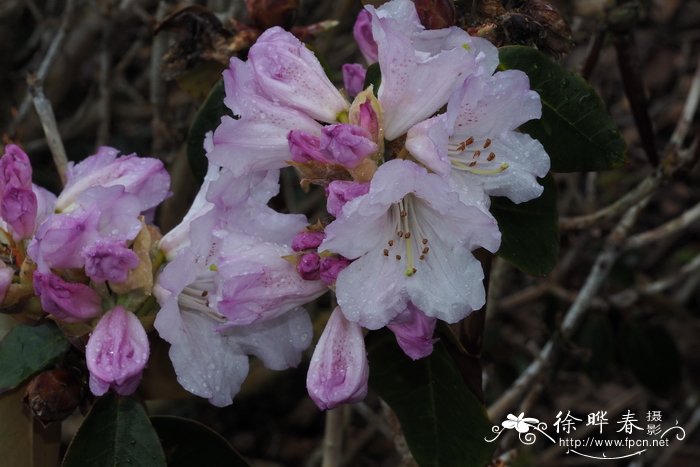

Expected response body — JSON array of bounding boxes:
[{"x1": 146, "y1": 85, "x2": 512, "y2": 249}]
[
  {"x1": 297, "y1": 252, "x2": 321, "y2": 280},
  {"x1": 82, "y1": 240, "x2": 140, "y2": 284},
  {"x1": 288, "y1": 131, "x2": 329, "y2": 164},
  {"x1": 319, "y1": 256, "x2": 351, "y2": 286},
  {"x1": 342, "y1": 63, "x2": 367, "y2": 98},
  {"x1": 33, "y1": 272, "x2": 102, "y2": 323},
  {"x1": 292, "y1": 231, "x2": 325, "y2": 252},
  {"x1": 353, "y1": 10, "x2": 378, "y2": 63},
  {"x1": 321, "y1": 124, "x2": 377, "y2": 169},
  {"x1": 325, "y1": 180, "x2": 369, "y2": 217},
  {"x1": 1, "y1": 185, "x2": 37, "y2": 240},
  {"x1": 86, "y1": 306, "x2": 150, "y2": 396},
  {"x1": 387, "y1": 303, "x2": 437, "y2": 360},
  {"x1": 0, "y1": 144, "x2": 32, "y2": 190},
  {"x1": 306, "y1": 307, "x2": 368, "y2": 410},
  {"x1": 356, "y1": 100, "x2": 380, "y2": 143}
]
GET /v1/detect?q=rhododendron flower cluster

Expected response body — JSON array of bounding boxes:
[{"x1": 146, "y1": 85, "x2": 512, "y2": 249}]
[
  {"x1": 0, "y1": 144, "x2": 170, "y2": 397},
  {"x1": 155, "y1": 0, "x2": 549, "y2": 411}
]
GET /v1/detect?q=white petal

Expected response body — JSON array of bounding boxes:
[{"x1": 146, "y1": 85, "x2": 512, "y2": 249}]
[
  {"x1": 226, "y1": 306, "x2": 312, "y2": 371},
  {"x1": 168, "y1": 310, "x2": 250, "y2": 407},
  {"x1": 335, "y1": 250, "x2": 407, "y2": 330},
  {"x1": 452, "y1": 132, "x2": 550, "y2": 204},
  {"x1": 406, "y1": 115, "x2": 451, "y2": 176}
]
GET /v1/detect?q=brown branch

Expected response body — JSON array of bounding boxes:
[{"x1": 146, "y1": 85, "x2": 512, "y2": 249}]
[
  {"x1": 614, "y1": 31, "x2": 659, "y2": 166},
  {"x1": 28, "y1": 78, "x2": 68, "y2": 186},
  {"x1": 8, "y1": 0, "x2": 76, "y2": 137},
  {"x1": 488, "y1": 196, "x2": 650, "y2": 421}
]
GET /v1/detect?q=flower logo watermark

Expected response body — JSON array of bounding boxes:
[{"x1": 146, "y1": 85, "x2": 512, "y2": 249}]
[{"x1": 485, "y1": 410, "x2": 686, "y2": 461}]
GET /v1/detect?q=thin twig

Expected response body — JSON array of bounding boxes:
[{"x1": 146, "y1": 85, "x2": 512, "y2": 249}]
[
  {"x1": 28, "y1": 79, "x2": 68, "y2": 186},
  {"x1": 8, "y1": 0, "x2": 76, "y2": 136},
  {"x1": 488, "y1": 197, "x2": 650, "y2": 421},
  {"x1": 97, "y1": 15, "x2": 113, "y2": 146},
  {"x1": 150, "y1": 0, "x2": 169, "y2": 155},
  {"x1": 614, "y1": 32, "x2": 659, "y2": 166},
  {"x1": 559, "y1": 169, "x2": 660, "y2": 230},
  {"x1": 670, "y1": 56, "x2": 700, "y2": 149},
  {"x1": 581, "y1": 29, "x2": 606, "y2": 81},
  {"x1": 610, "y1": 252, "x2": 700, "y2": 307},
  {"x1": 625, "y1": 200, "x2": 700, "y2": 250},
  {"x1": 322, "y1": 406, "x2": 347, "y2": 467}
]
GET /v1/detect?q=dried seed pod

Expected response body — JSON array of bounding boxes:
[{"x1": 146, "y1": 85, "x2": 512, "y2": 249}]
[
  {"x1": 245, "y1": 0, "x2": 299, "y2": 30},
  {"x1": 24, "y1": 368, "x2": 83, "y2": 425},
  {"x1": 415, "y1": 0, "x2": 457, "y2": 29}
]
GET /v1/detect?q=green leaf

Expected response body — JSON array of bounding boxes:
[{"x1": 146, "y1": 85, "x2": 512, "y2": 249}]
[
  {"x1": 490, "y1": 174, "x2": 559, "y2": 275},
  {"x1": 363, "y1": 63, "x2": 381, "y2": 96},
  {"x1": 62, "y1": 395, "x2": 166, "y2": 467},
  {"x1": 368, "y1": 331, "x2": 494, "y2": 467},
  {"x1": 498, "y1": 46, "x2": 627, "y2": 172},
  {"x1": 151, "y1": 416, "x2": 249, "y2": 467},
  {"x1": 619, "y1": 320, "x2": 682, "y2": 396},
  {"x1": 187, "y1": 80, "x2": 231, "y2": 182},
  {"x1": 0, "y1": 321, "x2": 70, "y2": 394}
]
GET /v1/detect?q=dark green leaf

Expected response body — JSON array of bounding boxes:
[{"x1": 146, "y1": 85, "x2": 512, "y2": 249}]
[
  {"x1": 0, "y1": 321, "x2": 70, "y2": 394},
  {"x1": 187, "y1": 80, "x2": 231, "y2": 182},
  {"x1": 490, "y1": 174, "x2": 558, "y2": 275},
  {"x1": 151, "y1": 416, "x2": 249, "y2": 467},
  {"x1": 499, "y1": 46, "x2": 627, "y2": 172},
  {"x1": 619, "y1": 320, "x2": 682, "y2": 396},
  {"x1": 62, "y1": 395, "x2": 166, "y2": 467},
  {"x1": 363, "y1": 63, "x2": 381, "y2": 96},
  {"x1": 368, "y1": 331, "x2": 494, "y2": 467}
]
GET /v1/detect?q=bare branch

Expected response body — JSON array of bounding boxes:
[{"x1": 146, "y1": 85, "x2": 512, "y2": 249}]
[
  {"x1": 28, "y1": 79, "x2": 68, "y2": 186},
  {"x1": 625, "y1": 200, "x2": 700, "y2": 250},
  {"x1": 8, "y1": 0, "x2": 77, "y2": 136},
  {"x1": 489, "y1": 197, "x2": 650, "y2": 421}
]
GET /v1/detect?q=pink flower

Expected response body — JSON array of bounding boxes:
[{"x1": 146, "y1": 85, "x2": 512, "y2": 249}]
[
  {"x1": 306, "y1": 307, "x2": 369, "y2": 410},
  {"x1": 0, "y1": 144, "x2": 38, "y2": 240},
  {"x1": 56, "y1": 146, "x2": 170, "y2": 212},
  {"x1": 33, "y1": 272, "x2": 102, "y2": 322},
  {"x1": 325, "y1": 181, "x2": 370, "y2": 217},
  {"x1": 289, "y1": 124, "x2": 377, "y2": 169},
  {"x1": 86, "y1": 306, "x2": 150, "y2": 396},
  {"x1": 321, "y1": 159, "x2": 500, "y2": 329},
  {"x1": 352, "y1": 10, "x2": 378, "y2": 63},
  {"x1": 82, "y1": 240, "x2": 140, "y2": 283},
  {"x1": 387, "y1": 302, "x2": 437, "y2": 360},
  {"x1": 248, "y1": 27, "x2": 348, "y2": 123},
  {"x1": 1, "y1": 185, "x2": 37, "y2": 240},
  {"x1": 363, "y1": 0, "x2": 499, "y2": 139},
  {"x1": 154, "y1": 166, "x2": 320, "y2": 407},
  {"x1": 342, "y1": 63, "x2": 367, "y2": 98},
  {"x1": 292, "y1": 231, "x2": 325, "y2": 252}
]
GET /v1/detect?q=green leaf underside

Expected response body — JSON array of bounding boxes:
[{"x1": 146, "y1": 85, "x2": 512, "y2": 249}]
[
  {"x1": 368, "y1": 331, "x2": 494, "y2": 467},
  {"x1": 0, "y1": 321, "x2": 70, "y2": 393},
  {"x1": 491, "y1": 174, "x2": 559, "y2": 275},
  {"x1": 151, "y1": 416, "x2": 250, "y2": 467},
  {"x1": 187, "y1": 80, "x2": 230, "y2": 182},
  {"x1": 62, "y1": 394, "x2": 166, "y2": 467},
  {"x1": 498, "y1": 46, "x2": 627, "y2": 172}
]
